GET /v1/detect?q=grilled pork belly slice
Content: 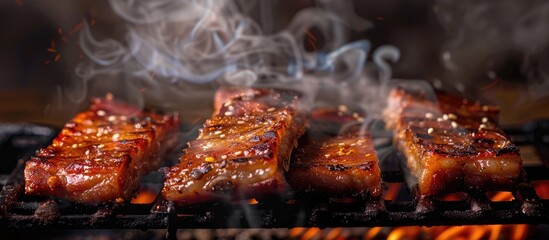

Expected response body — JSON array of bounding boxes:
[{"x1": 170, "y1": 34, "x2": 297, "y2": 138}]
[
  {"x1": 286, "y1": 109, "x2": 382, "y2": 198},
  {"x1": 384, "y1": 87, "x2": 500, "y2": 130},
  {"x1": 400, "y1": 118, "x2": 521, "y2": 195},
  {"x1": 385, "y1": 87, "x2": 522, "y2": 196},
  {"x1": 24, "y1": 97, "x2": 179, "y2": 204},
  {"x1": 162, "y1": 88, "x2": 306, "y2": 205}
]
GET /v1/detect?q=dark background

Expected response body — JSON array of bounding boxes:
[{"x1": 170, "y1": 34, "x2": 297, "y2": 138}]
[{"x1": 0, "y1": 0, "x2": 547, "y2": 125}]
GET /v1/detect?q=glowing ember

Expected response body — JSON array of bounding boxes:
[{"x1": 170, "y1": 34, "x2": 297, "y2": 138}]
[
  {"x1": 383, "y1": 183, "x2": 401, "y2": 201},
  {"x1": 247, "y1": 198, "x2": 258, "y2": 205},
  {"x1": 534, "y1": 180, "x2": 549, "y2": 199},
  {"x1": 364, "y1": 227, "x2": 382, "y2": 240},
  {"x1": 131, "y1": 189, "x2": 157, "y2": 204},
  {"x1": 489, "y1": 191, "x2": 514, "y2": 201},
  {"x1": 70, "y1": 22, "x2": 84, "y2": 34},
  {"x1": 289, "y1": 227, "x2": 306, "y2": 237},
  {"x1": 439, "y1": 192, "x2": 466, "y2": 201},
  {"x1": 325, "y1": 227, "x2": 342, "y2": 240},
  {"x1": 302, "y1": 227, "x2": 321, "y2": 240},
  {"x1": 387, "y1": 226, "x2": 423, "y2": 240}
]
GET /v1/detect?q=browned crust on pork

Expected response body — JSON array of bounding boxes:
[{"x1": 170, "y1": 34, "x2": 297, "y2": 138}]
[
  {"x1": 162, "y1": 87, "x2": 307, "y2": 205},
  {"x1": 24, "y1": 98, "x2": 179, "y2": 204},
  {"x1": 385, "y1": 87, "x2": 521, "y2": 196},
  {"x1": 286, "y1": 109, "x2": 381, "y2": 198}
]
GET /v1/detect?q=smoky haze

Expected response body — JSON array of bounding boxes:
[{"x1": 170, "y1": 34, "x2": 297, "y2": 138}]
[
  {"x1": 71, "y1": 0, "x2": 400, "y2": 123},
  {"x1": 1, "y1": 0, "x2": 549, "y2": 125},
  {"x1": 434, "y1": 0, "x2": 549, "y2": 99}
]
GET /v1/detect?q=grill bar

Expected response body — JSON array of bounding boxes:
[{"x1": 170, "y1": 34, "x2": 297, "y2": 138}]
[
  {"x1": 0, "y1": 123, "x2": 548, "y2": 233},
  {"x1": 2, "y1": 198, "x2": 549, "y2": 230}
]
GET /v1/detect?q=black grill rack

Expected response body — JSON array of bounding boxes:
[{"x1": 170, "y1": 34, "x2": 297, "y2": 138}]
[{"x1": 1, "y1": 122, "x2": 549, "y2": 240}]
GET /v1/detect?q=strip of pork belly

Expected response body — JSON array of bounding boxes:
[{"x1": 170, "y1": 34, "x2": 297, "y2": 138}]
[
  {"x1": 286, "y1": 109, "x2": 382, "y2": 198},
  {"x1": 162, "y1": 88, "x2": 306, "y2": 204},
  {"x1": 385, "y1": 87, "x2": 521, "y2": 196},
  {"x1": 384, "y1": 86, "x2": 500, "y2": 130},
  {"x1": 24, "y1": 97, "x2": 179, "y2": 204}
]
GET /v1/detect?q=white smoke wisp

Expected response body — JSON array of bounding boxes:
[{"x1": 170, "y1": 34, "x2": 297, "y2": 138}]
[
  {"x1": 79, "y1": 0, "x2": 312, "y2": 86},
  {"x1": 109, "y1": 0, "x2": 286, "y2": 84},
  {"x1": 72, "y1": 0, "x2": 401, "y2": 122}
]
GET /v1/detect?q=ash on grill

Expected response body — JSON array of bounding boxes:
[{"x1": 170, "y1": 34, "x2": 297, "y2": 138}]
[{"x1": 1, "y1": 122, "x2": 549, "y2": 240}]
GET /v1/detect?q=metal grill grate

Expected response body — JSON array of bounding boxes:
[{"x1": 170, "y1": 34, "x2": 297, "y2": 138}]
[{"x1": 0, "y1": 123, "x2": 548, "y2": 240}]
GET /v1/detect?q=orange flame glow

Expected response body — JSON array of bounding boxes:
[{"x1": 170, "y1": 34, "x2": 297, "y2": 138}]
[
  {"x1": 364, "y1": 227, "x2": 382, "y2": 240},
  {"x1": 291, "y1": 182, "x2": 542, "y2": 239},
  {"x1": 489, "y1": 191, "x2": 514, "y2": 201},
  {"x1": 439, "y1": 192, "x2": 466, "y2": 201},
  {"x1": 131, "y1": 189, "x2": 157, "y2": 204},
  {"x1": 290, "y1": 227, "x2": 305, "y2": 237},
  {"x1": 248, "y1": 198, "x2": 258, "y2": 204},
  {"x1": 384, "y1": 183, "x2": 401, "y2": 201},
  {"x1": 378, "y1": 191, "x2": 529, "y2": 240},
  {"x1": 325, "y1": 227, "x2": 343, "y2": 240},
  {"x1": 387, "y1": 226, "x2": 424, "y2": 240},
  {"x1": 534, "y1": 180, "x2": 549, "y2": 199},
  {"x1": 301, "y1": 227, "x2": 320, "y2": 240}
]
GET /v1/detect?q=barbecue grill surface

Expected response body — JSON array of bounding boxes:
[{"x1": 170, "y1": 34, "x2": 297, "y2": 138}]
[{"x1": 1, "y1": 122, "x2": 548, "y2": 238}]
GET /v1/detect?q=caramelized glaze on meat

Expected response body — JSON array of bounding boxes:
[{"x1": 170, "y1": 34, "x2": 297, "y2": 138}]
[
  {"x1": 162, "y1": 88, "x2": 307, "y2": 205},
  {"x1": 24, "y1": 97, "x2": 179, "y2": 204},
  {"x1": 384, "y1": 87, "x2": 500, "y2": 130},
  {"x1": 384, "y1": 87, "x2": 521, "y2": 195},
  {"x1": 286, "y1": 109, "x2": 382, "y2": 198}
]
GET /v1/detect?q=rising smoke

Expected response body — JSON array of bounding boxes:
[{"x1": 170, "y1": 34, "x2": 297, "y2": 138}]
[{"x1": 72, "y1": 0, "x2": 400, "y2": 119}]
